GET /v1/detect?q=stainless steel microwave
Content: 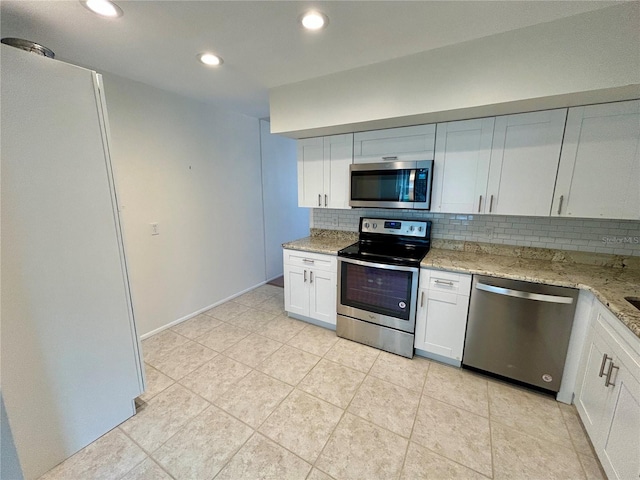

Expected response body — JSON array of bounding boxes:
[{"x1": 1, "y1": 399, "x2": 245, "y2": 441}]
[{"x1": 349, "y1": 160, "x2": 433, "y2": 209}]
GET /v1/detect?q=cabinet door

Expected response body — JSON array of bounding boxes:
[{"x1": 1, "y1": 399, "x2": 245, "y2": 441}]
[
  {"x1": 324, "y1": 134, "x2": 353, "y2": 209},
  {"x1": 553, "y1": 100, "x2": 640, "y2": 220},
  {"x1": 487, "y1": 109, "x2": 567, "y2": 216},
  {"x1": 353, "y1": 125, "x2": 436, "y2": 163},
  {"x1": 575, "y1": 325, "x2": 612, "y2": 444},
  {"x1": 432, "y1": 118, "x2": 494, "y2": 213},
  {"x1": 297, "y1": 137, "x2": 324, "y2": 208},
  {"x1": 284, "y1": 264, "x2": 309, "y2": 317},
  {"x1": 600, "y1": 363, "x2": 640, "y2": 480},
  {"x1": 415, "y1": 289, "x2": 469, "y2": 361},
  {"x1": 309, "y1": 269, "x2": 337, "y2": 326}
]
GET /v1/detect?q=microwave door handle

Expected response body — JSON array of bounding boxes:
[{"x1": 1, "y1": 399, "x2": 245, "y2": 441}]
[{"x1": 407, "y1": 169, "x2": 416, "y2": 202}]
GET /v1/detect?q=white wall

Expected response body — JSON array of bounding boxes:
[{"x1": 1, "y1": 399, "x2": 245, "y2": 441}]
[
  {"x1": 270, "y1": 3, "x2": 640, "y2": 138},
  {"x1": 259, "y1": 119, "x2": 309, "y2": 280},
  {"x1": 103, "y1": 74, "x2": 266, "y2": 336}
]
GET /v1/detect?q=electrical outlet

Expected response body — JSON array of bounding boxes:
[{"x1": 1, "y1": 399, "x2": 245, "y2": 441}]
[
  {"x1": 485, "y1": 226, "x2": 494, "y2": 239},
  {"x1": 331, "y1": 217, "x2": 339, "y2": 227},
  {"x1": 150, "y1": 223, "x2": 159, "y2": 236}
]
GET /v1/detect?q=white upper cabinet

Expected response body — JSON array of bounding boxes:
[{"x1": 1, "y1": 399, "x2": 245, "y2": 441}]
[
  {"x1": 298, "y1": 133, "x2": 353, "y2": 209},
  {"x1": 431, "y1": 118, "x2": 495, "y2": 214},
  {"x1": 353, "y1": 124, "x2": 435, "y2": 163},
  {"x1": 553, "y1": 100, "x2": 640, "y2": 220},
  {"x1": 486, "y1": 109, "x2": 567, "y2": 216}
]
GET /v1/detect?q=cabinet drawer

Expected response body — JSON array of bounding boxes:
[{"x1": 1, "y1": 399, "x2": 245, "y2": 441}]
[
  {"x1": 283, "y1": 249, "x2": 337, "y2": 272},
  {"x1": 420, "y1": 269, "x2": 472, "y2": 295}
]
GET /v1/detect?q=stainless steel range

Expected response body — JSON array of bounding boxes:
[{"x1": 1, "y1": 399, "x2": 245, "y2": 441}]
[{"x1": 337, "y1": 217, "x2": 431, "y2": 358}]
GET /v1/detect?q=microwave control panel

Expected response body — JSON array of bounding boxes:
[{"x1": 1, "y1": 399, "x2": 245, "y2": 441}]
[{"x1": 360, "y1": 218, "x2": 429, "y2": 238}]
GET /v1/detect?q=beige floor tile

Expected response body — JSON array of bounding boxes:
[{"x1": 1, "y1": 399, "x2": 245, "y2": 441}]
[
  {"x1": 141, "y1": 330, "x2": 190, "y2": 365},
  {"x1": 215, "y1": 433, "x2": 311, "y2": 480},
  {"x1": 259, "y1": 389, "x2": 343, "y2": 463},
  {"x1": 412, "y1": 396, "x2": 492, "y2": 477},
  {"x1": 234, "y1": 289, "x2": 275, "y2": 307},
  {"x1": 203, "y1": 301, "x2": 249, "y2": 321},
  {"x1": 39, "y1": 429, "x2": 146, "y2": 480},
  {"x1": 222, "y1": 333, "x2": 283, "y2": 367},
  {"x1": 147, "y1": 340, "x2": 217, "y2": 380},
  {"x1": 307, "y1": 468, "x2": 335, "y2": 480},
  {"x1": 214, "y1": 370, "x2": 292, "y2": 428},
  {"x1": 152, "y1": 406, "x2": 253, "y2": 480},
  {"x1": 287, "y1": 324, "x2": 339, "y2": 356},
  {"x1": 298, "y1": 359, "x2": 365, "y2": 408},
  {"x1": 369, "y1": 351, "x2": 430, "y2": 392},
  {"x1": 579, "y1": 453, "x2": 606, "y2": 480},
  {"x1": 488, "y1": 382, "x2": 571, "y2": 446},
  {"x1": 138, "y1": 365, "x2": 174, "y2": 403},
  {"x1": 170, "y1": 313, "x2": 223, "y2": 339},
  {"x1": 120, "y1": 458, "x2": 172, "y2": 480},
  {"x1": 324, "y1": 338, "x2": 380, "y2": 373},
  {"x1": 179, "y1": 354, "x2": 252, "y2": 403},
  {"x1": 195, "y1": 322, "x2": 250, "y2": 352},
  {"x1": 492, "y1": 422, "x2": 585, "y2": 480},
  {"x1": 119, "y1": 384, "x2": 209, "y2": 452},
  {"x1": 257, "y1": 344, "x2": 320, "y2": 385},
  {"x1": 316, "y1": 413, "x2": 408, "y2": 480},
  {"x1": 225, "y1": 308, "x2": 278, "y2": 332},
  {"x1": 257, "y1": 315, "x2": 307, "y2": 343},
  {"x1": 423, "y1": 362, "x2": 489, "y2": 417},
  {"x1": 560, "y1": 405, "x2": 597, "y2": 457},
  {"x1": 255, "y1": 295, "x2": 286, "y2": 315},
  {"x1": 400, "y1": 441, "x2": 490, "y2": 480},
  {"x1": 348, "y1": 375, "x2": 420, "y2": 438}
]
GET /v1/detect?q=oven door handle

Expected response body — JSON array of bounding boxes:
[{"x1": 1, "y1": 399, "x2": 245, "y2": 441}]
[{"x1": 338, "y1": 256, "x2": 419, "y2": 273}]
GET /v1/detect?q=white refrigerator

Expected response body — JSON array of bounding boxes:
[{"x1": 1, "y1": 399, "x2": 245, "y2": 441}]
[{"x1": 1, "y1": 45, "x2": 145, "y2": 479}]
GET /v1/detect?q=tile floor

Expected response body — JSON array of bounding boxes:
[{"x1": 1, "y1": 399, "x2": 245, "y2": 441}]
[{"x1": 40, "y1": 284, "x2": 606, "y2": 480}]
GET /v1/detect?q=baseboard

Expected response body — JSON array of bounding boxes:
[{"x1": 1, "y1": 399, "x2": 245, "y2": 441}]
[
  {"x1": 286, "y1": 312, "x2": 336, "y2": 331},
  {"x1": 414, "y1": 348, "x2": 461, "y2": 367}
]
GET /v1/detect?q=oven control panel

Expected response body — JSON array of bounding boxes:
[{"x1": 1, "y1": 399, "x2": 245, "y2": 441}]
[{"x1": 360, "y1": 218, "x2": 429, "y2": 237}]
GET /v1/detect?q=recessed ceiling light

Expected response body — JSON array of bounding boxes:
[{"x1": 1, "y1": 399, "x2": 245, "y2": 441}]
[
  {"x1": 300, "y1": 11, "x2": 328, "y2": 31},
  {"x1": 80, "y1": 0, "x2": 123, "y2": 18},
  {"x1": 198, "y1": 53, "x2": 224, "y2": 67}
]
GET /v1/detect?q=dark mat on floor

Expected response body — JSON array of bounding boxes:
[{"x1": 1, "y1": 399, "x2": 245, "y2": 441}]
[{"x1": 267, "y1": 276, "x2": 284, "y2": 287}]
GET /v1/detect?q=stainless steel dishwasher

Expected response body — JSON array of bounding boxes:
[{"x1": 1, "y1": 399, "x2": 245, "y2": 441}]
[{"x1": 463, "y1": 275, "x2": 579, "y2": 393}]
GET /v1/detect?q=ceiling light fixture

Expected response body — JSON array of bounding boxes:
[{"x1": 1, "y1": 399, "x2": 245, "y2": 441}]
[
  {"x1": 300, "y1": 11, "x2": 328, "y2": 31},
  {"x1": 80, "y1": 0, "x2": 123, "y2": 18},
  {"x1": 198, "y1": 53, "x2": 224, "y2": 67}
]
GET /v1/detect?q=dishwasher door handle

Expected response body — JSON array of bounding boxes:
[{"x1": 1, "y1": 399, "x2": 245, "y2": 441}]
[{"x1": 475, "y1": 283, "x2": 575, "y2": 304}]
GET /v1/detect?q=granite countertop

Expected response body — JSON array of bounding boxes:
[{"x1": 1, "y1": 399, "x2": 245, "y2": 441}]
[
  {"x1": 422, "y1": 245, "x2": 640, "y2": 339},
  {"x1": 283, "y1": 230, "x2": 640, "y2": 339}
]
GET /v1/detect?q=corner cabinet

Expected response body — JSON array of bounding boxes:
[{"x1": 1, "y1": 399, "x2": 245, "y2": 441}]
[
  {"x1": 283, "y1": 249, "x2": 337, "y2": 328},
  {"x1": 553, "y1": 100, "x2": 640, "y2": 220},
  {"x1": 297, "y1": 134, "x2": 353, "y2": 209},
  {"x1": 575, "y1": 300, "x2": 640, "y2": 480},
  {"x1": 414, "y1": 269, "x2": 472, "y2": 366},
  {"x1": 353, "y1": 124, "x2": 435, "y2": 163}
]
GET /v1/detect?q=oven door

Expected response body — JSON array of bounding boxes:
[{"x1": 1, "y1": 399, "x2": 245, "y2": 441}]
[{"x1": 337, "y1": 257, "x2": 418, "y2": 333}]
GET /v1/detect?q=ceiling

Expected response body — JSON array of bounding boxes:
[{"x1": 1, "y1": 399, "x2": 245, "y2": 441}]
[{"x1": 0, "y1": 1, "x2": 620, "y2": 118}]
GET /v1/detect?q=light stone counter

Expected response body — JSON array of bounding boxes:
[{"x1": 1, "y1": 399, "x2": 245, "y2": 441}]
[
  {"x1": 422, "y1": 242, "x2": 640, "y2": 339},
  {"x1": 282, "y1": 229, "x2": 357, "y2": 256}
]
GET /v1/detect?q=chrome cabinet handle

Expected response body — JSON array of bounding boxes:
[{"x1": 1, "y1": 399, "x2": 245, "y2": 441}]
[
  {"x1": 382, "y1": 156, "x2": 398, "y2": 161},
  {"x1": 475, "y1": 283, "x2": 574, "y2": 304},
  {"x1": 434, "y1": 280, "x2": 454, "y2": 286},
  {"x1": 303, "y1": 259, "x2": 315, "y2": 264},
  {"x1": 489, "y1": 195, "x2": 494, "y2": 213},
  {"x1": 478, "y1": 195, "x2": 482, "y2": 213},
  {"x1": 605, "y1": 362, "x2": 619, "y2": 387},
  {"x1": 324, "y1": 194, "x2": 328, "y2": 207},
  {"x1": 599, "y1": 354, "x2": 612, "y2": 377},
  {"x1": 557, "y1": 195, "x2": 564, "y2": 215},
  {"x1": 420, "y1": 291, "x2": 425, "y2": 307},
  {"x1": 304, "y1": 270, "x2": 307, "y2": 282},
  {"x1": 318, "y1": 194, "x2": 321, "y2": 207},
  {"x1": 310, "y1": 271, "x2": 314, "y2": 283}
]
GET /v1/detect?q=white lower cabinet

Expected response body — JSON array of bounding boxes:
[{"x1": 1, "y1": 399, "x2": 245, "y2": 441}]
[
  {"x1": 283, "y1": 249, "x2": 337, "y2": 328},
  {"x1": 575, "y1": 300, "x2": 640, "y2": 480},
  {"x1": 415, "y1": 269, "x2": 472, "y2": 365}
]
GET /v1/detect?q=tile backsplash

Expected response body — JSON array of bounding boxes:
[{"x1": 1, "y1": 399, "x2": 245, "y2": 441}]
[{"x1": 311, "y1": 209, "x2": 640, "y2": 256}]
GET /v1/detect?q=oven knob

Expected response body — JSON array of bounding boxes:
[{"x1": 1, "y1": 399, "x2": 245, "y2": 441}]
[
  {"x1": 364, "y1": 222, "x2": 370, "y2": 229},
  {"x1": 372, "y1": 223, "x2": 377, "y2": 229},
  {"x1": 409, "y1": 226, "x2": 414, "y2": 232},
  {"x1": 418, "y1": 227, "x2": 423, "y2": 232}
]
